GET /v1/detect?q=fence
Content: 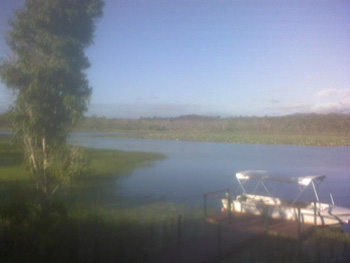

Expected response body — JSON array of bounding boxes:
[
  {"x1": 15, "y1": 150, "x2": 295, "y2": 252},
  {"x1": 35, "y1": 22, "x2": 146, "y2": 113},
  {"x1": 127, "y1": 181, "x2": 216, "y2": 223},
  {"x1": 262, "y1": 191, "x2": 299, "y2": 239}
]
[{"x1": 89, "y1": 211, "x2": 208, "y2": 263}]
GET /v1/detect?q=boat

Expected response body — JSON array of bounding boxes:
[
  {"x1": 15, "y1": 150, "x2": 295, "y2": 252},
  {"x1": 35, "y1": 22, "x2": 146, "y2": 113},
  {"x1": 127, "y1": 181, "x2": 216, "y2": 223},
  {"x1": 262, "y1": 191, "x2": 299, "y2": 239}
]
[{"x1": 222, "y1": 170, "x2": 350, "y2": 226}]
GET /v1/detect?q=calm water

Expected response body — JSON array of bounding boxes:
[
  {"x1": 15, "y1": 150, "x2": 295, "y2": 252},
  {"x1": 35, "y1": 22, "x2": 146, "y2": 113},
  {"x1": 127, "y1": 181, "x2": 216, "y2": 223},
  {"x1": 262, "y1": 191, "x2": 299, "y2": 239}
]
[{"x1": 69, "y1": 132, "x2": 350, "y2": 208}]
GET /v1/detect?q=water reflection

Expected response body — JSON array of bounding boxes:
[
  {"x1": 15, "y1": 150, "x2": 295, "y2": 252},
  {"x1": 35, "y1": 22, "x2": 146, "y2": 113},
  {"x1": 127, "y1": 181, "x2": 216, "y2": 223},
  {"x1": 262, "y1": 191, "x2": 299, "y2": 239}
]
[{"x1": 69, "y1": 132, "x2": 350, "y2": 207}]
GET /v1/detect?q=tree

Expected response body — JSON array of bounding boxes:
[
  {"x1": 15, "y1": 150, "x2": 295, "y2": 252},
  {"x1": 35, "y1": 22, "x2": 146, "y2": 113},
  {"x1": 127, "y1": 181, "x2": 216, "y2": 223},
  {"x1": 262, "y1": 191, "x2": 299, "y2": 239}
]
[{"x1": 0, "y1": 0, "x2": 103, "y2": 205}]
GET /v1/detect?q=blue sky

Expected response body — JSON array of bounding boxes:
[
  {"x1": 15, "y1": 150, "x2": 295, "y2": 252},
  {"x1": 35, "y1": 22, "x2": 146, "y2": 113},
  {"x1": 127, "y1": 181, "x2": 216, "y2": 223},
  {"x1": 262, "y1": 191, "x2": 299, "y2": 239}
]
[{"x1": 1, "y1": 0, "x2": 350, "y2": 118}]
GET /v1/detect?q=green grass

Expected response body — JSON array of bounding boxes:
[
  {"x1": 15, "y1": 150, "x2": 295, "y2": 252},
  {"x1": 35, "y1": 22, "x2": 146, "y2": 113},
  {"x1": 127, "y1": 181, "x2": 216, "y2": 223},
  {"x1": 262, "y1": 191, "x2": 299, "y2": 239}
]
[
  {"x1": 221, "y1": 227, "x2": 350, "y2": 263},
  {"x1": 86, "y1": 147, "x2": 163, "y2": 178},
  {"x1": 0, "y1": 142, "x2": 27, "y2": 180},
  {"x1": 0, "y1": 141, "x2": 205, "y2": 263},
  {"x1": 0, "y1": 142, "x2": 165, "y2": 191},
  {"x1": 98, "y1": 130, "x2": 350, "y2": 146}
]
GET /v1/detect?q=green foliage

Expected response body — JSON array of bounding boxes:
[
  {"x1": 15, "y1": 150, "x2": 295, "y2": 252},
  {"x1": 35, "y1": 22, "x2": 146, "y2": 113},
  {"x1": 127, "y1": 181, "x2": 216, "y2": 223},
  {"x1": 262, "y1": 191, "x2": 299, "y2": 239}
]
[
  {"x1": 221, "y1": 229, "x2": 350, "y2": 263},
  {"x1": 75, "y1": 114, "x2": 350, "y2": 146},
  {"x1": 144, "y1": 131, "x2": 350, "y2": 146},
  {"x1": 46, "y1": 146, "x2": 89, "y2": 192},
  {"x1": 1, "y1": 0, "x2": 103, "y2": 136},
  {"x1": 77, "y1": 114, "x2": 350, "y2": 135},
  {"x1": 85, "y1": 148, "x2": 164, "y2": 178},
  {"x1": 0, "y1": 142, "x2": 28, "y2": 182},
  {"x1": 0, "y1": 202, "x2": 201, "y2": 263},
  {"x1": 0, "y1": 112, "x2": 12, "y2": 130},
  {"x1": 305, "y1": 226, "x2": 350, "y2": 246},
  {"x1": 0, "y1": 142, "x2": 181, "y2": 263},
  {"x1": 0, "y1": 0, "x2": 104, "y2": 200}
]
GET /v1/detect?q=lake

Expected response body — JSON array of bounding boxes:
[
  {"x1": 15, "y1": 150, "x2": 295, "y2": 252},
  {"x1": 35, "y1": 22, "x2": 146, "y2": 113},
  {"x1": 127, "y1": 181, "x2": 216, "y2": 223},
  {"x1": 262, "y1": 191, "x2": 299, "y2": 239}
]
[{"x1": 69, "y1": 132, "x2": 350, "y2": 208}]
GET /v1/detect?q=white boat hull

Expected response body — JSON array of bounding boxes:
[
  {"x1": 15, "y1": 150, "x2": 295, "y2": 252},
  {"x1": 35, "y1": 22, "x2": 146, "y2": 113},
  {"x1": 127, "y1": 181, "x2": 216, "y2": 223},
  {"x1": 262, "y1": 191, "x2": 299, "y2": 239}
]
[{"x1": 222, "y1": 194, "x2": 350, "y2": 226}]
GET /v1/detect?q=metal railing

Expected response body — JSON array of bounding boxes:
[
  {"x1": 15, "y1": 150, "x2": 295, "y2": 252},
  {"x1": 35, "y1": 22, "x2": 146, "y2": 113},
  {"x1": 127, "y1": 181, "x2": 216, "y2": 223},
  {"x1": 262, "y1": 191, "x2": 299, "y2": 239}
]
[{"x1": 203, "y1": 188, "x2": 232, "y2": 224}]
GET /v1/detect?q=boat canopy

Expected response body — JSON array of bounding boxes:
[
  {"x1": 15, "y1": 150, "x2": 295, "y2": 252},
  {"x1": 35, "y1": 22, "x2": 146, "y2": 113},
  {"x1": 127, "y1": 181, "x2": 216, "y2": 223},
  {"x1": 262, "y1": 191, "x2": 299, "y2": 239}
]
[
  {"x1": 235, "y1": 170, "x2": 332, "y2": 206},
  {"x1": 236, "y1": 170, "x2": 326, "y2": 186}
]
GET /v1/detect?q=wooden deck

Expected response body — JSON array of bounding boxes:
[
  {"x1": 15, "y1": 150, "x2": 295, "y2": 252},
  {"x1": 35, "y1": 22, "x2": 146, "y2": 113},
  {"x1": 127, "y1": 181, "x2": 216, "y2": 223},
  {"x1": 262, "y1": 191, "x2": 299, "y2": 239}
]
[{"x1": 207, "y1": 211, "x2": 314, "y2": 238}]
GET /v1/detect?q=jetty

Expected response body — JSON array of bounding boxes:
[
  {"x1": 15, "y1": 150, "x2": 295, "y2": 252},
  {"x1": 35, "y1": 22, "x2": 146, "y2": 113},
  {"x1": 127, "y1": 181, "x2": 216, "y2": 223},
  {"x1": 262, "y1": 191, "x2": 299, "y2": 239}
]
[{"x1": 154, "y1": 169, "x2": 350, "y2": 263}]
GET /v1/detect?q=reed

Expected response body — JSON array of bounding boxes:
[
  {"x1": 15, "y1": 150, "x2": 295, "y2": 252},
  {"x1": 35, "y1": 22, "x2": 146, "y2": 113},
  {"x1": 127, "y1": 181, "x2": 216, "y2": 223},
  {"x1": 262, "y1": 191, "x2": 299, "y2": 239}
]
[{"x1": 0, "y1": 142, "x2": 205, "y2": 263}]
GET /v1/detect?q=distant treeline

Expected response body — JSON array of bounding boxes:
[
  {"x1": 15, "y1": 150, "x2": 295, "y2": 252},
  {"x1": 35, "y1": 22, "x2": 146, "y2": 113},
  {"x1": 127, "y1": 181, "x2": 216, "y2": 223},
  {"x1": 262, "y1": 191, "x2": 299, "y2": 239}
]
[
  {"x1": 2, "y1": 112, "x2": 350, "y2": 135},
  {"x1": 76, "y1": 113, "x2": 350, "y2": 135}
]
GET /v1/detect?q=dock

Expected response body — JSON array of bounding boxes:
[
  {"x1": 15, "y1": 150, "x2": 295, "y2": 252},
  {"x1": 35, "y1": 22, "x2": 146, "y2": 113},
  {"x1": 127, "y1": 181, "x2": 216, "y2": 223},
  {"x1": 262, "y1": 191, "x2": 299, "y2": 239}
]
[
  {"x1": 207, "y1": 211, "x2": 314, "y2": 238},
  {"x1": 153, "y1": 211, "x2": 314, "y2": 263}
]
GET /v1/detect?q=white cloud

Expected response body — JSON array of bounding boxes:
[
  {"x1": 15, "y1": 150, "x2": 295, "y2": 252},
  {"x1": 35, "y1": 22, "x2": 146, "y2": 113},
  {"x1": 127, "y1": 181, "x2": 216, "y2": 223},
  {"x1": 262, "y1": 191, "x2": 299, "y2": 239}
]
[
  {"x1": 264, "y1": 87, "x2": 350, "y2": 115},
  {"x1": 317, "y1": 88, "x2": 350, "y2": 98},
  {"x1": 313, "y1": 88, "x2": 350, "y2": 114},
  {"x1": 311, "y1": 102, "x2": 350, "y2": 114}
]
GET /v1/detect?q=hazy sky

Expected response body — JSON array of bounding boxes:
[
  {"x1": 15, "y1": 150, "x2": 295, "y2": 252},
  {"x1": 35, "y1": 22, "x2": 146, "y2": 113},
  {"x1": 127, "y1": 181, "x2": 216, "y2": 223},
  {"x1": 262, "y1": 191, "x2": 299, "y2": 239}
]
[{"x1": 1, "y1": 0, "x2": 350, "y2": 118}]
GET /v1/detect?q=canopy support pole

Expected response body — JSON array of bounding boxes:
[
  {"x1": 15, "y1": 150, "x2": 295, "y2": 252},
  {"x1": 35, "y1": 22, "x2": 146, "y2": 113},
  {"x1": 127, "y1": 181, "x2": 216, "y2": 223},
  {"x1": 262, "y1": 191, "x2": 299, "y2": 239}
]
[
  {"x1": 326, "y1": 180, "x2": 335, "y2": 206},
  {"x1": 311, "y1": 180, "x2": 320, "y2": 203},
  {"x1": 237, "y1": 178, "x2": 247, "y2": 195},
  {"x1": 251, "y1": 181, "x2": 261, "y2": 197},
  {"x1": 261, "y1": 181, "x2": 272, "y2": 197},
  {"x1": 291, "y1": 184, "x2": 309, "y2": 206}
]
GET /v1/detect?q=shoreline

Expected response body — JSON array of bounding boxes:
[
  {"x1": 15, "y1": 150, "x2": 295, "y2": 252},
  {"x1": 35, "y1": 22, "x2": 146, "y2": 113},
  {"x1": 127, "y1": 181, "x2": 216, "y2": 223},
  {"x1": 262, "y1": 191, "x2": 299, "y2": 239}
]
[
  {"x1": 2, "y1": 129, "x2": 350, "y2": 146},
  {"x1": 70, "y1": 130, "x2": 350, "y2": 147}
]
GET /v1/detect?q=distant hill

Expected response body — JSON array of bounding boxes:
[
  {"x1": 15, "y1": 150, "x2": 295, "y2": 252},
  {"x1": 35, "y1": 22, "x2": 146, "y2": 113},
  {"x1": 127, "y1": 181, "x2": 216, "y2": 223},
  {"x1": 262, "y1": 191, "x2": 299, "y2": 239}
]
[
  {"x1": 76, "y1": 113, "x2": 350, "y2": 135},
  {"x1": 140, "y1": 114, "x2": 221, "y2": 121}
]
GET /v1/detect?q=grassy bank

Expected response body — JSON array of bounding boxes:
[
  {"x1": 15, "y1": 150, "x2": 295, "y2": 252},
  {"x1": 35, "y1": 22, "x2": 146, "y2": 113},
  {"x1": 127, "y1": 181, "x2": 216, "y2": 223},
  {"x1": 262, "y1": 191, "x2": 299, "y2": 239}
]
[
  {"x1": 72, "y1": 114, "x2": 350, "y2": 146},
  {"x1": 0, "y1": 142, "x2": 209, "y2": 262},
  {"x1": 0, "y1": 141, "x2": 165, "y2": 196},
  {"x1": 1, "y1": 142, "x2": 196, "y2": 263},
  {"x1": 221, "y1": 227, "x2": 350, "y2": 263},
  {"x1": 112, "y1": 130, "x2": 350, "y2": 146}
]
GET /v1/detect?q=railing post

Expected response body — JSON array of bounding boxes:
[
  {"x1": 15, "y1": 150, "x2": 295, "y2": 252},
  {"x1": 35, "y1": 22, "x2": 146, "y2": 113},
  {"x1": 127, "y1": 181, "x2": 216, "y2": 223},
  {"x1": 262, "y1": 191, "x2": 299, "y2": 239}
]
[
  {"x1": 217, "y1": 222, "x2": 222, "y2": 259},
  {"x1": 297, "y1": 207, "x2": 301, "y2": 239},
  {"x1": 204, "y1": 194, "x2": 207, "y2": 218},
  {"x1": 177, "y1": 214, "x2": 182, "y2": 246},
  {"x1": 226, "y1": 191, "x2": 232, "y2": 224},
  {"x1": 93, "y1": 234, "x2": 99, "y2": 263},
  {"x1": 264, "y1": 205, "x2": 269, "y2": 232},
  {"x1": 314, "y1": 201, "x2": 317, "y2": 226},
  {"x1": 142, "y1": 247, "x2": 149, "y2": 263}
]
